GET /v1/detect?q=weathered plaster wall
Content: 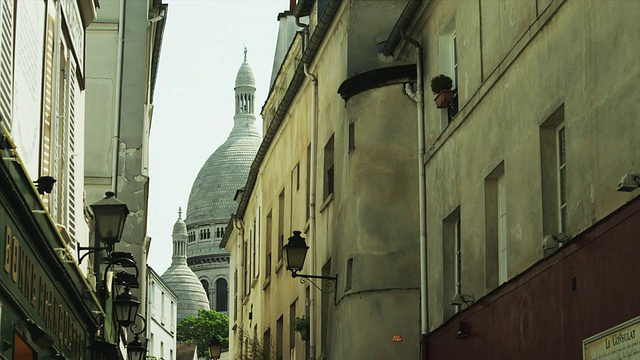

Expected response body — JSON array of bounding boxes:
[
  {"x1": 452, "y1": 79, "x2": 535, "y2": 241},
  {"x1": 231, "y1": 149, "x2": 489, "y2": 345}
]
[{"x1": 401, "y1": 0, "x2": 640, "y2": 329}]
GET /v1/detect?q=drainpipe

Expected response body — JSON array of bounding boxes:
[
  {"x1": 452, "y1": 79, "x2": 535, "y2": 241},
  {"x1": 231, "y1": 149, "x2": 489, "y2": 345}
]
[
  {"x1": 304, "y1": 61, "x2": 318, "y2": 360},
  {"x1": 112, "y1": 0, "x2": 125, "y2": 195},
  {"x1": 296, "y1": 13, "x2": 319, "y2": 359},
  {"x1": 401, "y1": 28, "x2": 429, "y2": 360},
  {"x1": 233, "y1": 218, "x2": 245, "y2": 356}
]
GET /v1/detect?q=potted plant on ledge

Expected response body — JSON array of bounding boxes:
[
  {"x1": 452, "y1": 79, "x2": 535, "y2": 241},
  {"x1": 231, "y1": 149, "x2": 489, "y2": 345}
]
[
  {"x1": 293, "y1": 315, "x2": 310, "y2": 341},
  {"x1": 430, "y1": 74, "x2": 455, "y2": 108}
]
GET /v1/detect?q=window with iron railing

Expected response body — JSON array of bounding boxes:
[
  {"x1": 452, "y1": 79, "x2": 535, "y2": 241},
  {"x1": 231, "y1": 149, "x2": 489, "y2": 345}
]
[{"x1": 448, "y1": 91, "x2": 459, "y2": 123}]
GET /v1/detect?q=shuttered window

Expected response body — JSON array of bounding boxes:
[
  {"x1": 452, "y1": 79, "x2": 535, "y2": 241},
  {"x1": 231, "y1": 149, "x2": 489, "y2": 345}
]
[
  {"x1": 0, "y1": 0, "x2": 14, "y2": 129},
  {"x1": 40, "y1": 12, "x2": 55, "y2": 209},
  {"x1": 66, "y1": 53, "x2": 76, "y2": 244}
]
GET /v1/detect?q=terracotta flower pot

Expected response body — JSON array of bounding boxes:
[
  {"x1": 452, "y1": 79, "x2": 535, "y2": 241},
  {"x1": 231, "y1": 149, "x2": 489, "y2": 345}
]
[{"x1": 434, "y1": 90, "x2": 455, "y2": 108}]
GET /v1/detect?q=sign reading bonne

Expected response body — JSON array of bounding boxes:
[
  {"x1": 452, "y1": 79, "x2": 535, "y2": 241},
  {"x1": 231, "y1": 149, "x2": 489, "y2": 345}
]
[{"x1": 583, "y1": 316, "x2": 640, "y2": 360}]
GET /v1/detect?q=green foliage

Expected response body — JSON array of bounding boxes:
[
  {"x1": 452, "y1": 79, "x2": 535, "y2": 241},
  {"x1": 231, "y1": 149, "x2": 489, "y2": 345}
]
[
  {"x1": 177, "y1": 309, "x2": 229, "y2": 357},
  {"x1": 430, "y1": 74, "x2": 453, "y2": 94},
  {"x1": 292, "y1": 315, "x2": 310, "y2": 341},
  {"x1": 239, "y1": 329, "x2": 275, "y2": 360},
  {"x1": 292, "y1": 315, "x2": 309, "y2": 332}
]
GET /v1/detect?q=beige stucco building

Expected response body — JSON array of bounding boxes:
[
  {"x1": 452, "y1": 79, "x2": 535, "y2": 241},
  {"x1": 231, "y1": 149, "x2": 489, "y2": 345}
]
[
  {"x1": 224, "y1": 0, "x2": 422, "y2": 359},
  {"x1": 395, "y1": 0, "x2": 640, "y2": 331},
  {"x1": 225, "y1": 0, "x2": 640, "y2": 359}
]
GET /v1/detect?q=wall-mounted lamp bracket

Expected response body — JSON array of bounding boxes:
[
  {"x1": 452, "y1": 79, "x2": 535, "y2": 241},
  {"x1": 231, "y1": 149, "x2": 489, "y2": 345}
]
[
  {"x1": 292, "y1": 271, "x2": 338, "y2": 305},
  {"x1": 76, "y1": 244, "x2": 111, "y2": 265}
]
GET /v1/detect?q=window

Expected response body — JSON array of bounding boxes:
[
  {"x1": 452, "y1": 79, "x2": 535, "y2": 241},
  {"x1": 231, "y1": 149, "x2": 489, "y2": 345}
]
[
  {"x1": 278, "y1": 190, "x2": 285, "y2": 262},
  {"x1": 234, "y1": 268, "x2": 238, "y2": 321},
  {"x1": 305, "y1": 287, "x2": 310, "y2": 359},
  {"x1": 263, "y1": 328, "x2": 271, "y2": 360},
  {"x1": 321, "y1": 260, "x2": 331, "y2": 351},
  {"x1": 443, "y1": 207, "x2": 461, "y2": 319},
  {"x1": 170, "y1": 300, "x2": 175, "y2": 330},
  {"x1": 161, "y1": 291, "x2": 165, "y2": 324},
  {"x1": 323, "y1": 135, "x2": 335, "y2": 200},
  {"x1": 346, "y1": 257, "x2": 354, "y2": 290},
  {"x1": 292, "y1": 163, "x2": 300, "y2": 191},
  {"x1": 438, "y1": 17, "x2": 459, "y2": 128},
  {"x1": 244, "y1": 240, "x2": 249, "y2": 296},
  {"x1": 253, "y1": 219, "x2": 259, "y2": 279},
  {"x1": 216, "y1": 226, "x2": 225, "y2": 239},
  {"x1": 557, "y1": 125, "x2": 567, "y2": 233},
  {"x1": 13, "y1": 332, "x2": 35, "y2": 360},
  {"x1": 277, "y1": 315, "x2": 284, "y2": 360},
  {"x1": 289, "y1": 300, "x2": 296, "y2": 352},
  {"x1": 348, "y1": 121, "x2": 355, "y2": 152},
  {"x1": 306, "y1": 145, "x2": 311, "y2": 220},
  {"x1": 484, "y1": 162, "x2": 506, "y2": 289},
  {"x1": 216, "y1": 278, "x2": 228, "y2": 311},
  {"x1": 451, "y1": 33, "x2": 458, "y2": 88},
  {"x1": 540, "y1": 105, "x2": 566, "y2": 239},
  {"x1": 265, "y1": 210, "x2": 272, "y2": 278},
  {"x1": 149, "y1": 281, "x2": 156, "y2": 315},
  {"x1": 201, "y1": 280, "x2": 210, "y2": 302}
]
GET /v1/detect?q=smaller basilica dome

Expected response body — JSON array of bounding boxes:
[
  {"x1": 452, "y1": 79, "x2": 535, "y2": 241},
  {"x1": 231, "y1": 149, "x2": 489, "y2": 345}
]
[{"x1": 161, "y1": 209, "x2": 210, "y2": 323}]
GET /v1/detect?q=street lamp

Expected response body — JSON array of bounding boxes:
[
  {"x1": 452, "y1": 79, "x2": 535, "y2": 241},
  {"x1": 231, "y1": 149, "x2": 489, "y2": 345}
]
[
  {"x1": 78, "y1": 192, "x2": 150, "y2": 359},
  {"x1": 77, "y1": 192, "x2": 130, "y2": 264},
  {"x1": 283, "y1": 231, "x2": 337, "y2": 285},
  {"x1": 112, "y1": 287, "x2": 140, "y2": 328},
  {"x1": 126, "y1": 313, "x2": 147, "y2": 360},
  {"x1": 90, "y1": 191, "x2": 130, "y2": 246},
  {"x1": 208, "y1": 337, "x2": 222, "y2": 360},
  {"x1": 284, "y1": 231, "x2": 309, "y2": 273}
]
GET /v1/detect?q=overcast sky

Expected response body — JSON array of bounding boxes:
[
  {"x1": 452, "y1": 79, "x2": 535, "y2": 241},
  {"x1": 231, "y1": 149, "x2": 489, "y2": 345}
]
[{"x1": 147, "y1": 0, "x2": 287, "y2": 274}]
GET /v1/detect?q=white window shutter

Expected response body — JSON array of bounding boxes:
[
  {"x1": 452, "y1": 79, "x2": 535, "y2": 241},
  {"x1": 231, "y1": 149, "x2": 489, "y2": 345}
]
[
  {"x1": 66, "y1": 53, "x2": 77, "y2": 244},
  {"x1": 41, "y1": 13, "x2": 55, "y2": 210},
  {"x1": 0, "y1": 0, "x2": 14, "y2": 130}
]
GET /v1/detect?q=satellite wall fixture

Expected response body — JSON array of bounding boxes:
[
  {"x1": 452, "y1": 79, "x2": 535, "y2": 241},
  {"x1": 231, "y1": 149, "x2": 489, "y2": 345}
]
[
  {"x1": 34, "y1": 176, "x2": 56, "y2": 195},
  {"x1": 617, "y1": 173, "x2": 640, "y2": 192},
  {"x1": 450, "y1": 293, "x2": 474, "y2": 307},
  {"x1": 541, "y1": 233, "x2": 571, "y2": 253}
]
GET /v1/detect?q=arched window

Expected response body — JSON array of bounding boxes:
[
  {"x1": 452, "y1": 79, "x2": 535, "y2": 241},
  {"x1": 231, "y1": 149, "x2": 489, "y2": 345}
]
[
  {"x1": 216, "y1": 278, "x2": 228, "y2": 312},
  {"x1": 201, "y1": 279, "x2": 210, "y2": 302}
]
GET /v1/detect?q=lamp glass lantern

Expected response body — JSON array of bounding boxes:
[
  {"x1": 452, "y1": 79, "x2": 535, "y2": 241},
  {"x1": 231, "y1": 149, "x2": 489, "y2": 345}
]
[
  {"x1": 284, "y1": 231, "x2": 309, "y2": 272},
  {"x1": 126, "y1": 336, "x2": 146, "y2": 360},
  {"x1": 208, "y1": 337, "x2": 222, "y2": 359},
  {"x1": 90, "y1": 191, "x2": 130, "y2": 246},
  {"x1": 112, "y1": 287, "x2": 140, "y2": 328}
]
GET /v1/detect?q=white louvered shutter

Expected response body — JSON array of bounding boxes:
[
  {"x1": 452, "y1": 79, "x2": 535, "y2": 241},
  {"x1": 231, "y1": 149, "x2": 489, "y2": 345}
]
[
  {"x1": 0, "y1": 0, "x2": 14, "y2": 129},
  {"x1": 66, "y1": 52, "x2": 77, "y2": 244},
  {"x1": 40, "y1": 13, "x2": 55, "y2": 209}
]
